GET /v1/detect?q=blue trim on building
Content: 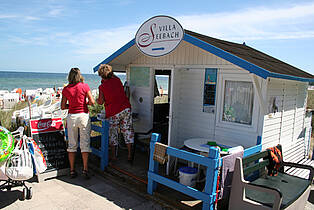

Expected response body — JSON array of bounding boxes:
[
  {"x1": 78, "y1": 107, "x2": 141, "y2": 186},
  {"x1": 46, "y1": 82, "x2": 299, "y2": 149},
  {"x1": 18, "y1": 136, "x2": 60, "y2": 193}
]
[
  {"x1": 93, "y1": 38, "x2": 136, "y2": 72},
  {"x1": 183, "y1": 34, "x2": 270, "y2": 79},
  {"x1": 92, "y1": 33, "x2": 314, "y2": 83},
  {"x1": 269, "y1": 71, "x2": 314, "y2": 83}
]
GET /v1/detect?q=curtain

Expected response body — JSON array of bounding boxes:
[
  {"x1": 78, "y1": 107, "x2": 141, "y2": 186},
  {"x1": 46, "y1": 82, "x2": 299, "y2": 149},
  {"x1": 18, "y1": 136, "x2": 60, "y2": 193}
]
[{"x1": 222, "y1": 81, "x2": 254, "y2": 125}]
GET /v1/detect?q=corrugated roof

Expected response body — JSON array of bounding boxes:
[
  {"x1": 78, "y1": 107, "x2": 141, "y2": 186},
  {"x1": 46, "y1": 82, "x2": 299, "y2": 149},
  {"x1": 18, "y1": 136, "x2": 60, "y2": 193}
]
[{"x1": 185, "y1": 30, "x2": 314, "y2": 80}]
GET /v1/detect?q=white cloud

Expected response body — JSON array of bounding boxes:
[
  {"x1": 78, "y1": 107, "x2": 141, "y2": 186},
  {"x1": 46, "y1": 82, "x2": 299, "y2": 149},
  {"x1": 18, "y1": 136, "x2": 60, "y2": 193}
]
[
  {"x1": 176, "y1": 3, "x2": 314, "y2": 41},
  {"x1": 25, "y1": 16, "x2": 41, "y2": 21},
  {"x1": 8, "y1": 2, "x2": 314, "y2": 56},
  {"x1": 68, "y1": 24, "x2": 139, "y2": 55},
  {"x1": 0, "y1": 14, "x2": 40, "y2": 21},
  {"x1": 48, "y1": 6, "x2": 64, "y2": 17},
  {"x1": 0, "y1": 15, "x2": 17, "y2": 19},
  {"x1": 9, "y1": 36, "x2": 49, "y2": 46},
  {"x1": 69, "y1": 2, "x2": 314, "y2": 56}
]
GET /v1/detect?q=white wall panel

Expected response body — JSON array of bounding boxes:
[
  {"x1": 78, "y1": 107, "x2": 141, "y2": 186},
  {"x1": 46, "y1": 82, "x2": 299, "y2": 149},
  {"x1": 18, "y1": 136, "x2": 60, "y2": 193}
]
[
  {"x1": 133, "y1": 41, "x2": 231, "y2": 66},
  {"x1": 173, "y1": 69, "x2": 214, "y2": 147},
  {"x1": 262, "y1": 78, "x2": 308, "y2": 161}
]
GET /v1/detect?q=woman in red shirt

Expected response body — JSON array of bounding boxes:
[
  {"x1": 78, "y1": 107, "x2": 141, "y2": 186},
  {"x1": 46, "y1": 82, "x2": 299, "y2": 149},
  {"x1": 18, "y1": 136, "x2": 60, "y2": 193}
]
[
  {"x1": 61, "y1": 68, "x2": 95, "y2": 179},
  {"x1": 96, "y1": 64, "x2": 134, "y2": 162}
]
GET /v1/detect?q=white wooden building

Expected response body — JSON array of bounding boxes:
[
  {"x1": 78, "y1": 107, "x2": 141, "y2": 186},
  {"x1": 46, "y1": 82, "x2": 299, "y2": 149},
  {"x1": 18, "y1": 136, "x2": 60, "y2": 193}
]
[
  {"x1": 2, "y1": 93, "x2": 19, "y2": 109},
  {"x1": 94, "y1": 19, "x2": 314, "y2": 165}
]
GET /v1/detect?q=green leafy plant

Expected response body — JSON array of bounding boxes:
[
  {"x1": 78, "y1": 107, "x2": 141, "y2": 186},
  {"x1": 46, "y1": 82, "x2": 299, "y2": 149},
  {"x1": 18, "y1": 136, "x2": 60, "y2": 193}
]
[{"x1": 88, "y1": 103, "x2": 104, "y2": 117}]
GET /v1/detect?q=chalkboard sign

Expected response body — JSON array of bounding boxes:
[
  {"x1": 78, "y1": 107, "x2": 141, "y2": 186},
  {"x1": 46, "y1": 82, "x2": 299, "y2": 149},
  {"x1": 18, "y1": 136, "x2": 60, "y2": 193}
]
[
  {"x1": 203, "y1": 84, "x2": 216, "y2": 106},
  {"x1": 203, "y1": 68, "x2": 217, "y2": 113},
  {"x1": 30, "y1": 118, "x2": 69, "y2": 172}
]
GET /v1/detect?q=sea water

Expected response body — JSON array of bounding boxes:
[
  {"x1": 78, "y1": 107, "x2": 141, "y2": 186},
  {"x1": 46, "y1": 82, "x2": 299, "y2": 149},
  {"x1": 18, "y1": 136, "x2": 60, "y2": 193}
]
[{"x1": 0, "y1": 71, "x2": 169, "y2": 92}]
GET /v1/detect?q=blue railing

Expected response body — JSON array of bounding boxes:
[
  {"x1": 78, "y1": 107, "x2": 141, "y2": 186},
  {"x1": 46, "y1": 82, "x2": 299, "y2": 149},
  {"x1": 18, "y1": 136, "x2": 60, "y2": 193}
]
[
  {"x1": 147, "y1": 134, "x2": 262, "y2": 210},
  {"x1": 65, "y1": 116, "x2": 110, "y2": 171},
  {"x1": 147, "y1": 133, "x2": 221, "y2": 210},
  {"x1": 243, "y1": 136, "x2": 262, "y2": 157},
  {"x1": 90, "y1": 117, "x2": 109, "y2": 171}
]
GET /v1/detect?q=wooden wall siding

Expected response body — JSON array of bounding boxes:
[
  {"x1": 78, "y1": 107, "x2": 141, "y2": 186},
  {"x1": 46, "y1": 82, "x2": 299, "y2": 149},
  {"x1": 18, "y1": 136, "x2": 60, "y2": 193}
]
[
  {"x1": 168, "y1": 69, "x2": 181, "y2": 148},
  {"x1": 304, "y1": 111, "x2": 312, "y2": 157},
  {"x1": 112, "y1": 45, "x2": 141, "y2": 66},
  {"x1": 130, "y1": 86, "x2": 152, "y2": 122},
  {"x1": 171, "y1": 69, "x2": 214, "y2": 148},
  {"x1": 135, "y1": 89, "x2": 151, "y2": 115},
  {"x1": 132, "y1": 41, "x2": 231, "y2": 66},
  {"x1": 282, "y1": 138, "x2": 306, "y2": 162},
  {"x1": 263, "y1": 78, "x2": 308, "y2": 162},
  {"x1": 214, "y1": 126, "x2": 258, "y2": 147}
]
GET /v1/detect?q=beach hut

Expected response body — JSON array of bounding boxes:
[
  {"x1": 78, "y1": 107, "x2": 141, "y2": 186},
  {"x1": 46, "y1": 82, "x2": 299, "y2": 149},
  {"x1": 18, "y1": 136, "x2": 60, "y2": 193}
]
[
  {"x1": 93, "y1": 16, "x2": 314, "y2": 170},
  {"x1": 0, "y1": 90, "x2": 9, "y2": 109},
  {"x1": 3, "y1": 93, "x2": 19, "y2": 109}
]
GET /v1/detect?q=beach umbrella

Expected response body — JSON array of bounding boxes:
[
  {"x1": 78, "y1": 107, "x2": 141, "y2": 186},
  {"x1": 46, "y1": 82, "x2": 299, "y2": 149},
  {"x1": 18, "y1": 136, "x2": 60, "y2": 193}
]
[{"x1": 16, "y1": 88, "x2": 22, "y2": 95}]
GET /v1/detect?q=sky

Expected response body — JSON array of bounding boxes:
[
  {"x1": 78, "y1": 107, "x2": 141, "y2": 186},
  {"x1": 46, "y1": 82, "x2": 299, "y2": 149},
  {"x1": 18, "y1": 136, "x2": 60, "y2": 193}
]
[{"x1": 1, "y1": 0, "x2": 314, "y2": 75}]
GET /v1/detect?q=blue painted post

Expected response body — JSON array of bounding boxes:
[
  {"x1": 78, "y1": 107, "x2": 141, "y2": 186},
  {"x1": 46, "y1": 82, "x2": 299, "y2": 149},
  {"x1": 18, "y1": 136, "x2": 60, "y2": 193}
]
[
  {"x1": 203, "y1": 147, "x2": 220, "y2": 210},
  {"x1": 256, "y1": 135, "x2": 262, "y2": 145},
  {"x1": 100, "y1": 119, "x2": 109, "y2": 170},
  {"x1": 147, "y1": 133, "x2": 160, "y2": 194},
  {"x1": 243, "y1": 136, "x2": 262, "y2": 157}
]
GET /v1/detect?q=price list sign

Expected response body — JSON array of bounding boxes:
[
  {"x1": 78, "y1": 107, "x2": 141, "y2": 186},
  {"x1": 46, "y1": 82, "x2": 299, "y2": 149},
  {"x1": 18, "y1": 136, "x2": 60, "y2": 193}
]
[{"x1": 30, "y1": 118, "x2": 69, "y2": 171}]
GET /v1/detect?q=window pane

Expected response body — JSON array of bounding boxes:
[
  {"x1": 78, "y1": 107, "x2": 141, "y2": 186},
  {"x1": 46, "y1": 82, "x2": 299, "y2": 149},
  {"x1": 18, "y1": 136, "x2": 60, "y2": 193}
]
[{"x1": 222, "y1": 81, "x2": 253, "y2": 125}]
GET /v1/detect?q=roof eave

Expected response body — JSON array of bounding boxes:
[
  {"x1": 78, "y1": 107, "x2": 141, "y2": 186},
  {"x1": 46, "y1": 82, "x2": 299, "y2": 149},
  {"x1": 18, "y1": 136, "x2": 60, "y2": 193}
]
[
  {"x1": 268, "y1": 72, "x2": 314, "y2": 83},
  {"x1": 183, "y1": 33, "x2": 270, "y2": 79},
  {"x1": 92, "y1": 32, "x2": 314, "y2": 83},
  {"x1": 93, "y1": 38, "x2": 135, "y2": 72}
]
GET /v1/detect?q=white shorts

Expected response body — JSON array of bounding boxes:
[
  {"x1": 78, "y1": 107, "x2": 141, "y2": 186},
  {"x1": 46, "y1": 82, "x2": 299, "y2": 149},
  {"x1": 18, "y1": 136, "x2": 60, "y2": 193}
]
[{"x1": 66, "y1": 113, "x2": 91, "y2": 153}]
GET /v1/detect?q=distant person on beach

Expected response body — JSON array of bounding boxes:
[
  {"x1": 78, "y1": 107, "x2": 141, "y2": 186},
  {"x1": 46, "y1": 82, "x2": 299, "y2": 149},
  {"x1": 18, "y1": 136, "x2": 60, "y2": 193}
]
[
  {"x1": 56, "y1": 88, "x2": 61, "y2": 99},
  {"x1": 96, "y1": 64, "x2": 134, "y2": 163},
  {"x1": 159, "y1": 85, "x2": 163, "y2": 97},
  {"x1": 61, "y1": 67, "x2": 95, "y2": 179}
]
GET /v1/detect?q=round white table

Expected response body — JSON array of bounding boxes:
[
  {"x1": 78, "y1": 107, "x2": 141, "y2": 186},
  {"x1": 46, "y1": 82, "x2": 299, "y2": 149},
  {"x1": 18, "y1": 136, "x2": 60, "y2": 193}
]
[
  {"x1": 184, "y1": 138, "x2": 213, "y2": 153},
  {"x1": 184, "y1": 138, "x2": 239, "y2": 154}
]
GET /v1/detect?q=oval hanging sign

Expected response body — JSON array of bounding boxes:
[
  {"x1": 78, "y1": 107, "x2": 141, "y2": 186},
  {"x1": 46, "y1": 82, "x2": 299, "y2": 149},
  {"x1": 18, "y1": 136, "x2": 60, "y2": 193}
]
[{"x1": 135, "y1": 15, "x2": 184, "y2": 57}]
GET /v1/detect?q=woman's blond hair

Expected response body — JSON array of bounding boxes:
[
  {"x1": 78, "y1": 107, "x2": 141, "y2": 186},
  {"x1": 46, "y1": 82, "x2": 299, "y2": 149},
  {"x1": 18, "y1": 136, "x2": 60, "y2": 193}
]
[
  {"x1": 98, "y1": 64, "x2": 113, "y2": 79},
  {"x1": 80, "y1": 75, "x2": 85, "y2": 83},
  {"x1": 68, "y1": 67, "x2": 82, "y2": 84}
]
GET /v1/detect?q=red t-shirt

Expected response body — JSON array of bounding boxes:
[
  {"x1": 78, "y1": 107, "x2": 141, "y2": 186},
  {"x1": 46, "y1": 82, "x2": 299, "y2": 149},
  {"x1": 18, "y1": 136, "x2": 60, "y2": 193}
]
[
  {"x1": 98, "y1": 76, "x2": 131, "y2": 118},
  {"x1": 62, "y1": 82, "x2": 90, "y2": 114}
]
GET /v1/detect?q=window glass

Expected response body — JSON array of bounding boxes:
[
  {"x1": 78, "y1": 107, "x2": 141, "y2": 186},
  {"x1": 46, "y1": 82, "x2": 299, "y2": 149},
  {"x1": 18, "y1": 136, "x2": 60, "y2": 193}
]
[
  {"x1": 203, "y1": 68, "x2": 217, "y2": 113},
  {"x1": 222, "y1": 81, "x2": 254, "y2": 125}
]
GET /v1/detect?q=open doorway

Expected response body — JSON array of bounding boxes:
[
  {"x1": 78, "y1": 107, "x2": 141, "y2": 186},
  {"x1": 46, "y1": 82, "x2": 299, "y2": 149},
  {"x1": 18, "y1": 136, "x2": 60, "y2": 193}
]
[
  {"x1": 92, "y1": 68, "x2": 172, "y2": 185},
  {"x1": 153, "y1": 69, "x2": 171, "y2": 145}
]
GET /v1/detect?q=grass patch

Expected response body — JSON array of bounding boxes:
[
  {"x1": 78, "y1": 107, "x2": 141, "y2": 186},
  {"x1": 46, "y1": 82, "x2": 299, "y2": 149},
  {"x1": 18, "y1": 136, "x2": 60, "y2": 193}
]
[{"x1": 0, "y1": 101, "x2": 29, "y2": 131}]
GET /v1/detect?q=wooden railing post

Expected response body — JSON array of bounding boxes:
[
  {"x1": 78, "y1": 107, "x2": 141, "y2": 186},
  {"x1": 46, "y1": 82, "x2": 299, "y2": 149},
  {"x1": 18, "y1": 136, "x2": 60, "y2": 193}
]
[
  {"x1": 147, "y1": 133, "x2": 160, "y2": 194},
  {"x1": 203, "y1": 147, "x2": 220, "y2": 210},
  {"x1": 100, "y1": 119, "x2": 109, "y2": 171}
]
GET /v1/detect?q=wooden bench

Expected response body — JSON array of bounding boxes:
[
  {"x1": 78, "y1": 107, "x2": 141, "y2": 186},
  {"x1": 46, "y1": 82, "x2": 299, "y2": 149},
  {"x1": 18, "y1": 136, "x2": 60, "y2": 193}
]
[{"x1": 229, "y1": 145, "x2": 314, "y2": 210}]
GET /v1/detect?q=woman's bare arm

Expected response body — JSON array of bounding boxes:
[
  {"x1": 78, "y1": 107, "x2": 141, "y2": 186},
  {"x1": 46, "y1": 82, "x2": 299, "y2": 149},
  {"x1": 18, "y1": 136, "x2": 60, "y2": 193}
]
[
  {"x1": 87, "y1": 90, "x2": 95, "y2": 106},
  {"x1": 97, "y1": 90, "x2": 105, "y2": 105},
  {"x1": 61, "y1": 96, "x2": 69, "y2": 110}
]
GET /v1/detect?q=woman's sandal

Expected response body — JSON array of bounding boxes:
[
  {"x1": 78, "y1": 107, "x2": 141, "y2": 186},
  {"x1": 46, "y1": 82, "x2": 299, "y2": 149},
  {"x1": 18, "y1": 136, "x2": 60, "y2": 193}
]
[
  {"x1": 70, "y1": 170, "x2": 77, "y2": 179},
  {"x1": 82, "y1": 170, "x2": 90, "y2": 180},
  {"x1": 128, "y1": 156, "x2": 133, "y2": 164}
]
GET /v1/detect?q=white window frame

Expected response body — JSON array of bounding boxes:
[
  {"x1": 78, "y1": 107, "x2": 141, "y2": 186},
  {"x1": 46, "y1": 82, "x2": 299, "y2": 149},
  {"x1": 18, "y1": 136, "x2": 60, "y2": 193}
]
[{"x1": 216, "y1": 73, "x2": 259, "y2": 132}]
